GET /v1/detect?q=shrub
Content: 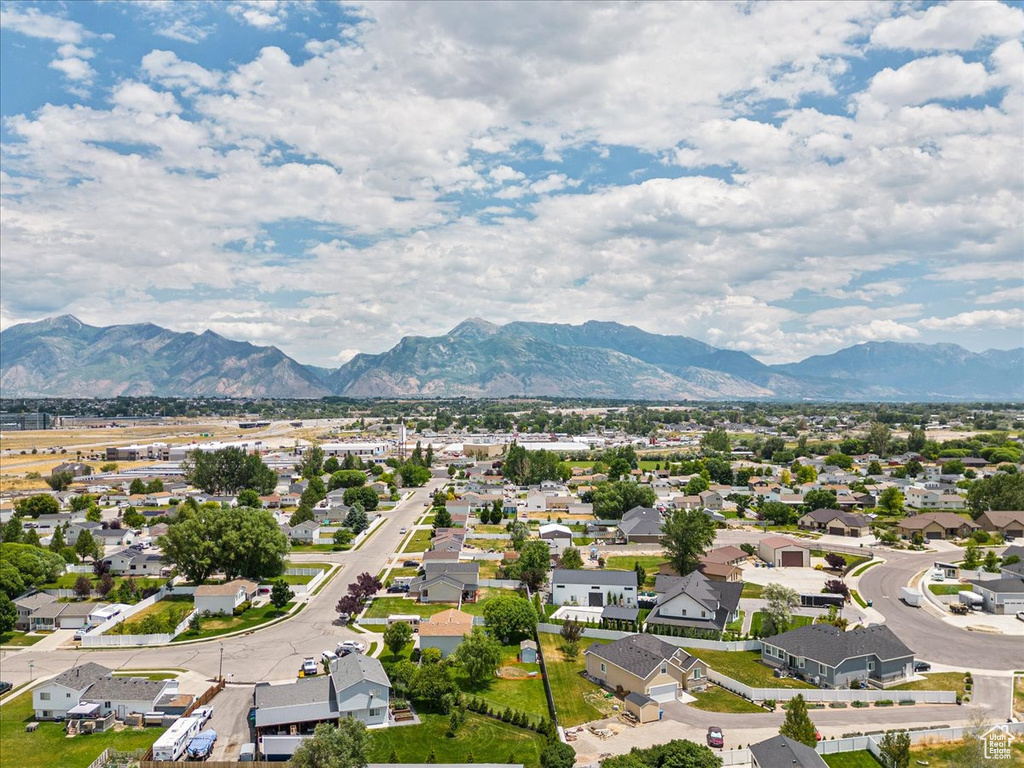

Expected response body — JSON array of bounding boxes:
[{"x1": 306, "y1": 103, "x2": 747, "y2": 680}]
[
  {"x1": 829, "y1": 702, "x2": 847, "y2": 708},
  {"x1": 898, "y1": 700, "x2": 915, "y2": 706},
  {"x1": 233, "y1": 600, "x2": 252, "y2": 616},
  {"x1": 875, "y1": 699, "x2": 893, "y2": 707},
  {"x1": 851, "y1": 700, "x2": 869, "y2": 708}
]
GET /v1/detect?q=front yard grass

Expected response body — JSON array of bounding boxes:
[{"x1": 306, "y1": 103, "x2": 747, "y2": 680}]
[
  {"x1": 927, "y1": 583, "x2": 964, "y2": 595},
  {"x1": 171, "y1": 601, "x2": 293, "y2": 641},
  {"x1": 363, "y1": 589, "x2": 503, "y2": 620},
  {"x1": 0, "y1": 690, "x2": 165, "y2": 768},
  {"x1": 811, "y1": 550, "x2": 871, "y2": 572},
  {"x1": 821, "y1": 752, "x2": 882, "y2": 767},
  {"x1": 537, "y1": 632, "x2": 615, "y2": 727},
  {"x1": 892, "y1": 671, "x2": 967, "y2": 697},
  {"x1": 749, "y1": 612, "x2": 812, "y2": 636},
  {"x1": 741, "y1": 583, "x2": 765, "y2": 599},
  {"x1": 0, "y1": 630, "x2": 44, "y2": 647},
  {"x1": 679, "y1": 648, "x2": 814, "y2": 689},
  {"x1": 117, "y1": 594, "x2": 192, "y2": 634},
  {"x1": 850, "y1": 560, "x2": 882, "y2": 577},
  {"x1": 689, "y1": 685, "x2": 766, "y2": 714},
  {"x1": 368, "y1": 711, "x2": 544, "y2": 767},
  {"x1": 402, "y1": 529, "x2": 433, "y2": 553}
]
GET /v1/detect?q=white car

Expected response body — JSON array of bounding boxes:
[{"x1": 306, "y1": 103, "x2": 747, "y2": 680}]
[
  {"x1": 338, "y1": 640, "x2": 366, "y2": 653},
  {"x1": 192, "y1": 706, "x2": 214, "y2": 726},
  {"x1": 321, "y1": 650, "x2": 339, "y2": 663},
  {"x1": 400, "y1": 527, "x2": 407, "y2": 534},
  {"x1": 1016, "y1": 611, "x2": 1024, "y2": 623},
  {"x1": 301, "y1": 658, "x2": 319, "y2": 676}
]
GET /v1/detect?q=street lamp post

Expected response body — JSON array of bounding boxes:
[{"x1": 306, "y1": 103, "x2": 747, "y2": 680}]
[{"x1": 218, "y1": 645, "x2": 224, "y2": 682}]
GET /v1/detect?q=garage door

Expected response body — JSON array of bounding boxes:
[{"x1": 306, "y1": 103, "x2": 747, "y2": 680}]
[
  {"x1": 926, "y1": 531, "x2": 942, "y2": 540},
  {"x1": 647, "y1": 683, "x2": 678, "y2": 703},
  {"x1": 827, "y1": 526, "x2": 845, "y2": 537},
  {"x1": 1006, "y1": 529, "x2": 1023, "y2": 538},
  {"x1": 781, "y1": 551, "x2": 803, "y2": 567},
  {"x1": 588, "y1": 592, "x2": 604, "y2": 607}
]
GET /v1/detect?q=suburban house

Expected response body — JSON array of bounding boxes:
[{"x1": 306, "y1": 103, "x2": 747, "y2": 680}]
[
  {"x1": 1001, "y1": 545, "x2": 1024, "y2": 578},
  {"x1": 194, "y1": 579, "x2": 258, "y2": 616},
  {"x1": 28, "y1": 601, "x2": 104, "y2": 631},
  {"x1": 896, "y1": 512, "x2": 979, "y2": 540},
  {"x1": 287, "y1": 520, "x2": 322, "y2": 544},
  {"x1": 659, "y1": 548, "x2": 745, "y2": 583},
  {"x1": 906, "y1": 486, "x2": 965, "y2": 510},
  {"x1": 549, "y1": 568, "x2": 638, "y2": 607},
  {"x1": 615, "y1": 506, "x2": 663, "y2": 544},
  {"x1": 758, "y1": 536, "x2": 810, "y2": 567},
  {"x1": 975, "y1": 510, "x2": 1024, "y2": 540},
  {"x1": 760, "y1": 624, "x2": 914, "y2": 688},
  {"x1": 645, "y1": 572, "x2": 741, "y2": 635},
  {"x1": 699, "y1": 490, "x2": 723, "y2": 511},
  {"x1": 52, "y1": 462, "x2": 94, "y2": 478},
  {"x1": 408, "y1": 562, "x2": 479, "y2": 603},
  {"x1": 418, "y1": 608, "x2": 474, "y2": 658},
  {"x1": 14, "y1": 592, "x2": 57, "y2": 631},
  {"x1": 749, "y1": 735, "x2": 827, "y2": 768},
  {"x1": 798, "y1": 508, "x2": 870, "y2": 537},
  {"x1": 33, "y1": 663, "x2": 175, "y2": 720},
  {"x1": 966, "y1": 577, "x2": 1024, "y2": 615},
  {"x1": 254, "y1": 653, "x2": 391, "y2": 742},
  {"x1": 584, "y1": 633, "x2": 707, "y2": 703},
  {"x1": 538, "y1": 523, "x2": 574, "y2": 556},
  {"x1": 103, "y1": 549, "x2": 164, "y2": 576}
]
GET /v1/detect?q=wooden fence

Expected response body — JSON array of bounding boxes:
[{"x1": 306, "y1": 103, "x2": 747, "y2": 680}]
[{"x1": 183, "y1": 679, "x2": 226, "y2": 717}]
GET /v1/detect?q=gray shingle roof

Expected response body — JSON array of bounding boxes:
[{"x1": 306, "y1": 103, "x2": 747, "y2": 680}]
[
  {"x1": 968, "y1": 577, "x2": 1024, "y2": 593},
  {"x1": 330, "y1": 652, "x2": 391, "y2": 693},
  {"x1": 584, "y1": 633, "x2": 677, "y2": 677},
  {"x1": 552, "y1": 568, "x2": 637, "y2": 587},
  {"x1": 254, "y1": 675, "x2": 331, "y2": 709},
  {"x1": 749, "y1": 735, "x2": 826, "y2": 768},
  {"x1": 764, "y1": 624, "x2": 914, "y2": 666},
  {"x1": 803, "y1": 508, "x2": 869, "y2": 528},
  {"x1": 84, "y1": 676, "x2": 167, "y2": 703},
  {"x1": 624, "y1": 692, "x2": 656, "y2": 707},
  {"x1": 51, "y1": 663, "x2": 110, "y2": 692},
  {"x1": 617, "y1": 507, "x2": 663, "y2": 538},
  {"x1": 601, "y1": 605, "x2": 639, "y2": 621}
]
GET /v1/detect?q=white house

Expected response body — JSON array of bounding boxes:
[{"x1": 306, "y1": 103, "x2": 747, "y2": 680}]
[
  {"x1": 33, "y1": 663, "x2": 174, "y2": 720},
  {"x1": 194, "y1": 579, "x2": 258, "y2": 616},
  {"x1": 287, "y1": 520, "x2": 322, "y2": 544},
  {"x1": 550, "y1": 568, "x2": 637, "y2": 607}
]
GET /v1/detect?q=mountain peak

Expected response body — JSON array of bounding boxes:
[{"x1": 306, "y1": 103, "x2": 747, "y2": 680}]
[
  {"x1": 42, "y1": 314, "x2": 84, "y2": 329},
  {"x1": 448, "y1": 317, "x2": 501, "y2": 340}
]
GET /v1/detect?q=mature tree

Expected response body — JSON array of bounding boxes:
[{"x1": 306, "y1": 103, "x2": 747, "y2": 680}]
[
  {"x1": 877, "y1": 730, "x2": 911, "y2": 768},
  {"x1": 454, "y1": 627, "x2": 503, "y2": 685},
  {"x1": 343, "y1": 506, "x2": 369, "y2": 534},
  {"x1": 74, "y1": 530, "x2": 100, "y2": 562},
  {"x1": 343, "y1": 486, "x2": 379, "y2": 512},
  {"x1": 73, "y1": 574, "x2": 93, "y2": 599},
  {"x1": 290, "y1": 506, "x2": 316, "y2": 527},
  {"x1": 701, "y1": 427, "x2": 731, "y2": 453},
  {"x1": 398, "y1": 463, "x2": 431, "y2": 487},
  {"x1": 822, "y1": 579, "x2": 850, "y2": 600},
  {"x1": 237, "y1": 488, "x2": 263, "y2": 508},
  {"x1": 879, "y1": 487, "x2": 905, "y2": 516},
  {"x1": 323, "y1": 456, "x2": 340, "y2": 475},
  {"x1": 559, "y1": 547, "x2": 583, "y2": 570},
  {"x1": 683, "y1": 475, "x2": 710, "y2": 496},
  {"x1": 336, "y1": 595, "x2": 361, "y2": 617},
  {"x1": 802, "y1": 489, "x2": 838, "y2": 514},
  {"x1": 588, "y1": 481, "x2": 657, "y2": 519},
  {"x1": 661, "y1": 509, "x2": 716, "y2": 576},
  {"x1": 1, "y1": 516, "x2": 23, "y2": 544},
  {"x1": 966, "y1": 472, "x2": 1024, "y2": 517},
  {"x1": 866, "y1": 422, "x2": 891, "y2": 457},
  {"x1": 483, "y1": 593, "x2": 537, "y2": 644},
  {"x1": 295, "y1": 445, "x2": 325, "y2": 480},
  {"x1": 0, "y1": 593, "x2": 18, "y2": 634},
  {"x1": 14, "y1": 494, "x2": 60, "y2": 519},
  {"x1": 505, "y1": 540, "x2": 550, "y2": 591},
  {"x1": 48, "y1": 524, "x2": 67, "y2": 552},
  {"x1": 824, "y1": 553, "x2": 846, "y2": 571},
  {"x1": 866, "y1": 460, "x2": 884, "y2": 476},
  {"x1": 560, "y1": 619, "x2": 583, "y2": 659},
  {"x1": 22, "y1": 528, "x2": 41, "y2": 547},
  {"x1": 129, "y1": 478, "x2": 147, "y2": 495},
  {"x1": 433, "y1": 507, "x2": 454, "y2": 529},
  {"x1": 780, "y1": 694, "x2": 817, "y2": 747},
  {"x1": 47, "y1": 472, "x2": 74, "y2": 491},
  {"x1": 634, "y1": 560, "x2": 647, "y2": 588},
  {"x1": 182, "y1": 447, "x2": 276, "y2": 495},
  {"x1": 159, "y1": 506, "x2": 222, "y2": 583},
  {"x1": 794, "y1": 464, "x2": 817, "y2": 485},
  {"x1": 507, "y1": 520, "x2": 529, "y2": 549},
  {"x1": 290, "y1": 719, "x2": 369, "y2": 768},
  {"x1": 983, "y1": 549, "x2": 1000, "y2": 573},
  {"x1": 824, "y1": 452, "x2": 854, "y2": 470},
  {"x1": 329, "y1": 470, "x2": 367, "y2": 490},
  {"x1": 410, "y1": 661, "x2": 458, "y2": 703},
  {"x1": 97, "y1": 572, "x2": 115, "y2": 597},
  {"x1": 761, "y1": 436, "x2": 787, "y2": 460},
  {"x1": 146, "y1": 478, "x2": 164, "y2": 493},
  {"x1": 602, "y1": 740, "x2": 720, "y2": 768},
  {"x1": 907, "y1": 427, "x2": 927, "y2": 453},
  {"x1": 85, "y1": 506, "x2": 102, "y2": 523},
  {"x1": 122, "y1": 507, "x2": 147, "y2": 530},
  {"x1": 70, "y1": 494, "x2": 93, "y2": 512},
  {"x1": 540, "y1": 743, "x2": 577, "y2": 768},
  {"x1": 270, "y1": 580, "x2": 293, "y2": 610},
  {"x1": 383, "y1": 620, "x2": 413, "y2": 657},
  {"x1": 220, "y1": 507, "x2": 289, "y2": 581},
  {"x1": 763, "y1": 583, "x2": 800, "y2": 635}
]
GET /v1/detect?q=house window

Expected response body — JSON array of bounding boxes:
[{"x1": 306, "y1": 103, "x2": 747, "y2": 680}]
[
  {"x1": 370, "y1": 708, "x2": 382, "y2": 717},
  {"x1": 661, "y1": 664, "x2": 667, "y2": 674},
  {"x1": 39, "y1": 693, "x2": 50, "y2": 701},
  {"x1": 700, "y1": 610, "x2": 706, "y2": 618},
  {"x1": 600, "y1": 663, "x2": 606, "y2": 673},
  {"x1": 693, "y1": 668, "x2": 702, "y2": 679},
  {"x1": 868, "y1": 660, "x2": 875, "y2": 671},
  {"x1": 797, "y1": 658, "x2": 805, "y2": 669}
]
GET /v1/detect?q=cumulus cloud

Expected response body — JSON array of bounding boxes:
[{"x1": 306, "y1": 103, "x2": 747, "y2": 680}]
[
  {"x1": 867, "y1": 55, "x2": 991, "y2": 107},
  {"x1": 0, "y1": 6, "x2": 88, "y2": 44},
  {"x1": 918, "y1": 309, "x2": 1024, "y2": 331},
  {"x1": 871, "y1": 1, "x2": 1024, "y2": 51}
]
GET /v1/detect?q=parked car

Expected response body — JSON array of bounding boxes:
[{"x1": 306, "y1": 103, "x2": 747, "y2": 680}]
[
  {"x1": 914, "y1": 661, "x2": 931, "y2": 672},
  {"x1": 192, "y1": 706, "x2": 214, "y2": 726},
  {"x1": 300, "y1": 658, "x2": 318, "y2": 677},
  {"x1": 386, "y1": 585, "x2": 409, "y2": 594},
  {"x1": 1016, "y1": 611, "x2": 1024, "y2": 622},
  {"x1": 403, "y1": 561, "x2": 419, "y2": 568},
  {"x1": 321, "y1": 650, "x2": 338, "y2": 663},
  {"x1": 706, "y1": 727, "x2": 724, "y2": 749},
  {"x1": 338, "y1": 640, "x2": 365, "y2": 653},
  {"x1": 0, "y1": 681, "x2": 11, "y2": 695},
  {"x1": 400, "y1": 527, "x2": 407, "y2": 534}
]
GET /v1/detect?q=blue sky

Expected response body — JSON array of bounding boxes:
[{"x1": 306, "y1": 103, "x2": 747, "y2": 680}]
[{"x1": 1, "y1": 0, "x2": 1022, "y2": 366}]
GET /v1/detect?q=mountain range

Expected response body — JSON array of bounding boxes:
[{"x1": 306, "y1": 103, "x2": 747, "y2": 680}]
[{"x1": 1, "y1": 315, "x2": 1021, "y2": 401}]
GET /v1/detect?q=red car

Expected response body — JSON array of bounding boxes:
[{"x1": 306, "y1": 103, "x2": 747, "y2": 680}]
[{"x1": 706, "y1": 726, "x2": 724, "y2": 748}]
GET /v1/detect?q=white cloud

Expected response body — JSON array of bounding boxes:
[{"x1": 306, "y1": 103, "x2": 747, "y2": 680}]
[
  {"x1": 49, "y1": 56, "x2": 95, "y2": 83},
  {"x1": 489, "y1": 165, "x2": 524, "y2": 183},
  {"x1": 976, "y1": 285, "x2": 1024, "y2": 305},
  {"x1": 867, "y1": 55, "x2": 991, "y2": 107},
  {"x1": 0, "y1": 6, "x2": 88, "y2": 44},
  {"x1": 918, "y1": 309, "x2": 1024, "y2": 331},
  {"x1": 872, "y1": 1, "x2": 1024, "y2": 52},
  {"x1": 228, "y1": 1, "x2": 288, "y2": 30},
  {"x1": 112, "y1": 82, "x2": 181, "y2": 115}
]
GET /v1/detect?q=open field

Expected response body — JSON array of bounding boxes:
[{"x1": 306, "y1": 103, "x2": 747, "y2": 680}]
[{"x1": 0, "y1": 690, "x2": 165, "y2": 768}]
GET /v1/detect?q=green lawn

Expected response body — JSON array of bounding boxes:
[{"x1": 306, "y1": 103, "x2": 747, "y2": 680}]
[
  {"x1": 892, "y1": 672, "x2": 967, "y2": 697},
  {"x1": 822, "y1": 752, "x2": 882, "y2": 768},
  {"x1": 117, "y1": 595, "x2": 192, "y2": 634},
  {"x1": 726, "y1": 611, "x2": 745, "y2": 633},
  {"x1": 402, "y1": 529, "x2": 433, "y2": 553},
  {"x1": 537, "y1": 632, "x2": 615, "y2": 726},
  {"x1": 0, "y1": 631, "x2": 44, "y2": 647},
  {"x1": 851, "y1": 589, "x2": 867, "y2": 608},
  {"x1": 287, "y1": 542, "x2": 339, "y2": 552},
  {"x1": 364, "y1": 589, "x2": 504, "y2": 620},
  {"x1": 927, "y1": 583, "x2": 964, "y2": 595},
  {"x1": 749, "y1": 612, "x2": 812, "y2": 637},
  {"x1": 604, "y1": 557, "x2": 661, "y2": 587},
  {"x1": 456, "y1": 645, "x2": 548, "y2": 724},
  {"x1": 171, "y1": 601, "x2": 293, "y2": 641},
  {"x1": 741, "y1": 583, "x2": 765, "y2": 598},
  {"x1": 811, "y1": 550, "x2": 871, "y2": 572},
  {"x1": 0, "y1": 690, "x2": 165, "y2": 768},
  {"x1": 39, "y1": 574, "x2": 161, "y2": 592},
  {"x1": 680, "y1": 648, "x2": 814, "y2": 689},
  {"x1": 909, "y1": 740, "x2": 1024, "y2": 767},
  {"x1": 850, "y1": 560, "x2": 882, "y2": 577},
  {"x1": 689, "y1": 686, "x2": 766, "y2": 714},
  {"x1": 381, "y1": 567, "x2": 420, "y2": 587},
  {"x1": 368, "y1": 712, "x2": 544, "y2": 768}
]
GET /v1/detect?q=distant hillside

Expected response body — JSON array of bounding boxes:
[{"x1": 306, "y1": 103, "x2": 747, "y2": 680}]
[{"x1": 2, "y1": 316, "x2": 1021, "y2": 400}]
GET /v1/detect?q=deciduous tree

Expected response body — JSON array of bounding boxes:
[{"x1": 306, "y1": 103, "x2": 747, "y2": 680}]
[{"x1": 661, "y1": 509, "x2": 715, "y2": 576}]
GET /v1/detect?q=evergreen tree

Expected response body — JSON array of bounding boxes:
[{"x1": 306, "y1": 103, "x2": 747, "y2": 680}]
[{"x1": 779, "y1": 694, "x2": 817, "y2": 747}]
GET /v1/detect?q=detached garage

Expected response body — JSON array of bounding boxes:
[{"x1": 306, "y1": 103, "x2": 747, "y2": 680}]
[
  {"x1": 758, "y1": 536, "x2": 810, "y2": 568},
  {"x1": 625, "y1": 692, "x2": 661, "y2": 723}
]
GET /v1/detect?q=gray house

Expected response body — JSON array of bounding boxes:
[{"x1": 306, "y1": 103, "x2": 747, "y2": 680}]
[
  {"x1": 254, "y1": 652, "x2": 391, "y2": 737},
  {"x1": 645, "y1": 572, "x2": 741, "y2": 635},
  {"x1": 966, "y1": 577, "x2": 1024, "y2": 615},
  {"x1": 760, "y1": 624, "x2": 914, "y2": 688},
  {"x1": 750, "y1": 735, "x2": 826, "y2": 768},
  {"x1": 408, "y1": 562, "x2": 480, "y2": 604},
  {"x1": 616, "y1": 506, "x2": 663, "y2": 544}
]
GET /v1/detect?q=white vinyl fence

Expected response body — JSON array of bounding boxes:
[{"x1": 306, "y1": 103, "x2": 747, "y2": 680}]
[{"x1": 707, "y1": 669, "x2": 957, "y2": 704}]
